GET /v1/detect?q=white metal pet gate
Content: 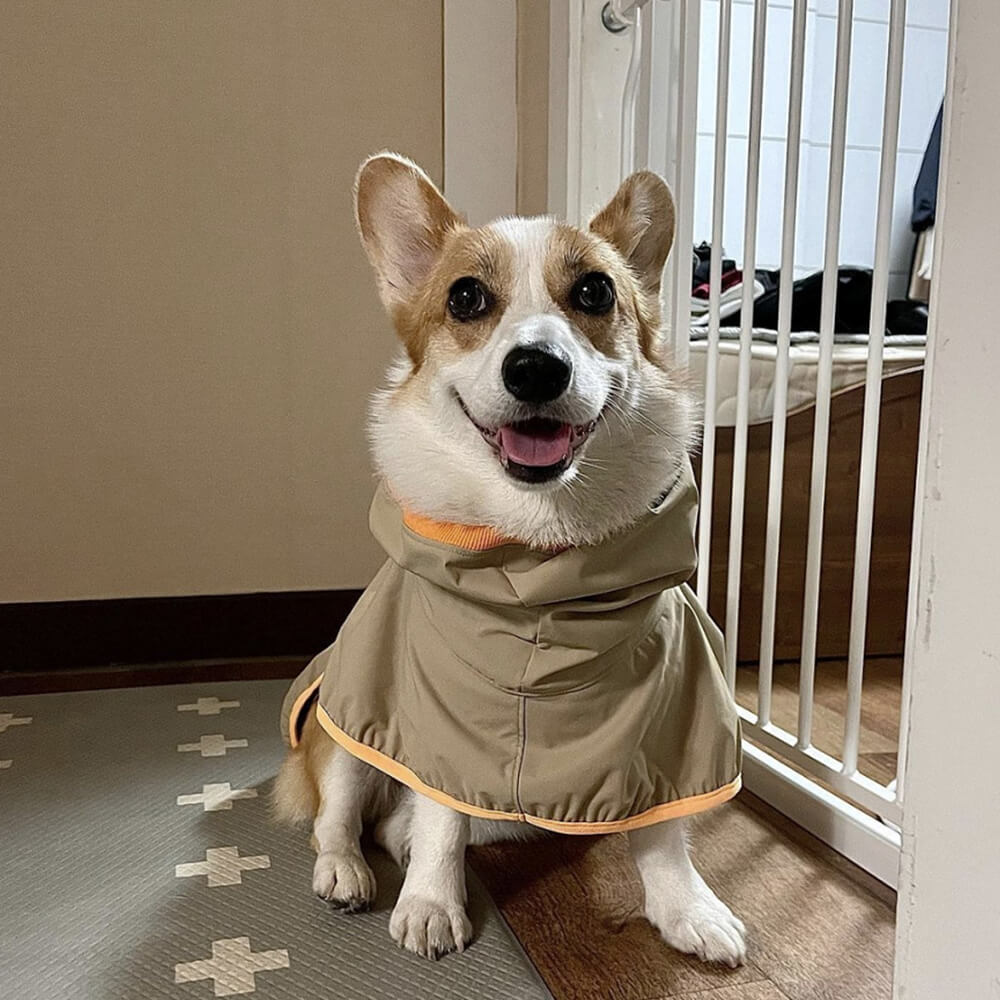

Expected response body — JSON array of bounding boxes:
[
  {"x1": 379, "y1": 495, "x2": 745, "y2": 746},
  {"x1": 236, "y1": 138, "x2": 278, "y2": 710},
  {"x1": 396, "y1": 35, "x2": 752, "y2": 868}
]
[{"x1": 551, "y1": 0, "x2": 947, "y2": 887}]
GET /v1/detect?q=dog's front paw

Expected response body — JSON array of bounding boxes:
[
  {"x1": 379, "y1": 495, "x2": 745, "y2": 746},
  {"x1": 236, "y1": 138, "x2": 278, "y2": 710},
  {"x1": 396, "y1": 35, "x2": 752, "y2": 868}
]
[
  {"x1": 312, "y1": 850, "x2": 377, "y2": 912},
  {"x1": 389, "y1": 895, "x2": 473, "y2": 960},
  {"x1": 646, "y1": 886, "x2": 746, "y2": 967}
]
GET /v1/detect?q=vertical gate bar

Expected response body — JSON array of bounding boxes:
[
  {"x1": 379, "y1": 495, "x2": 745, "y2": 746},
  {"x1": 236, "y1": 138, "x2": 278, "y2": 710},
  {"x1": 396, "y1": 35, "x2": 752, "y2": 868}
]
[
  {"x1": 696, "y1": 0, "x2": 733, "y2": 605},
  {"x1": 758, "y1": 0, "x2": 808, "y2": 726},
  {"x1": 798, "y1": 0, "x2": 855, "y2": 750},
  {"x1": 842, "y1": 0, "x2": 909, "y2": 776},
  {"x1": 724, "y1": 0, "x2": 769, "y2": 691},
  {"x1": 671, "y1": 0, "x2": 701, "y2": 369}
]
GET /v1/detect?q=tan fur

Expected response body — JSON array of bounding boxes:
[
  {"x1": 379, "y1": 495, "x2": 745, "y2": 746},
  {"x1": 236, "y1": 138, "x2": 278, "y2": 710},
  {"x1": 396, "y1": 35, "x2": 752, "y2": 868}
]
[
  {"x1": 356, "y1": 154, "x2": 676, "y2": 374},
  {"x1": 273, "y1": 708, "x2": 400, "y2": 839},
  {"x1": 542, "y1": 222, "x2": 659, "y2": 361},
  {"x1": 393, "y1": 226, "x2": 516, "y2": 362},
  {"x1": 354, "y1": 153, "x2": 464, "y2": 368},
  {"x1": 587, "y1": 171, "x2": 676, "y2": 366},
  {"x1": 272, "y1": 710, "x2": 328, "y2": 826},
  {"x1": 356, "y1": 154, "x2": 524, "y2": 369},
  {"x1": 588, "y1": 169, "x2": 676, "y2": 294}
]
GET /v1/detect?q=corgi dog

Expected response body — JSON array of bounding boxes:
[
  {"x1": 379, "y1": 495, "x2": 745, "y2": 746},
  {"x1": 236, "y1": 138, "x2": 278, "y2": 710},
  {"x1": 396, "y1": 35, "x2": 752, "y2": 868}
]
[{"x1": 274, "y1": 153, "x2": 746, "y2": 967}]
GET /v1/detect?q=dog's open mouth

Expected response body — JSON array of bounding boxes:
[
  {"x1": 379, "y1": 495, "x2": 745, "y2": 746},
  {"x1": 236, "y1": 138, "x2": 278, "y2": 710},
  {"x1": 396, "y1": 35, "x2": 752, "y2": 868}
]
[{"x1": 459, "y1": 399, "x2": 596, "y2": 484}]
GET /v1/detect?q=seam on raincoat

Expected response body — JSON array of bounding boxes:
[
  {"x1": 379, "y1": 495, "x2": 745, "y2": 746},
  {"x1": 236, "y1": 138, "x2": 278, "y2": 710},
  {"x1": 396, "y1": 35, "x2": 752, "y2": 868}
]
[{"x1": 511, "y1": 614, "x2": 541, "y2": 814}]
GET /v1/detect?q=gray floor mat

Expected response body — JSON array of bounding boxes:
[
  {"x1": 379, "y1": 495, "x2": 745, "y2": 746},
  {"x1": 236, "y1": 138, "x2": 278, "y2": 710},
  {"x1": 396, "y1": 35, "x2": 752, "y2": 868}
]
[{"x1": 0, "y1": 680, "x2": 553, "y2": 999}]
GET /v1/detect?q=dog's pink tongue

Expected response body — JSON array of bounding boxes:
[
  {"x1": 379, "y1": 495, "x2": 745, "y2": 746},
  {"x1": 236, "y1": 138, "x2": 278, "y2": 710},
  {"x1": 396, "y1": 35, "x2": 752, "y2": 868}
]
[{"x1": 498, "y1": 422, "x2": 572, "y2": 467}]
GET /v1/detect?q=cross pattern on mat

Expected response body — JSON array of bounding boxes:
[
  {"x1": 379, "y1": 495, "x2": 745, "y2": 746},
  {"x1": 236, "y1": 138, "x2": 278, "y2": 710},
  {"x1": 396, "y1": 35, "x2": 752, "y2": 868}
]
[
  {"x1": 0, "y1": 713, "x2": 33, "y2": 733},
  {"x1": 175, "y1": 847, "x2": 271, "y2": 887},
  {"x1": 174, "y1": 937, "x2": 289, "y2": 996},
  {"x1": 176, "y1": 783, "x2": 258, "y2": 812},
  {"x1": 177, "y1": 697, "x2": 240, "y2": 716},
  {"x1": 177, "y1": 734, "x2": 248, "y2": 757}
]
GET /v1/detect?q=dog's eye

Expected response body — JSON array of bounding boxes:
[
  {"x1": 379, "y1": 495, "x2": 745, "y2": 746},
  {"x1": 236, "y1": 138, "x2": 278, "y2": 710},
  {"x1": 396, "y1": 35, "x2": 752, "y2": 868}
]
[
  {"x1": 447, "y1": 277, "x2": 492, "y2": 322},
  {"x1": 570, "y1": 272, "x2": 616, "y2": 315}
]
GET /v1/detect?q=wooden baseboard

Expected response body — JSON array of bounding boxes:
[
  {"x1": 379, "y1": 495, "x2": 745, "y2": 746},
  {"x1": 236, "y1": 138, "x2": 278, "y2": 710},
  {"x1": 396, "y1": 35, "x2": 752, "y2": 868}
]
[{"x1": 0, "y1": 590, "x2": 362, "y2": 689}]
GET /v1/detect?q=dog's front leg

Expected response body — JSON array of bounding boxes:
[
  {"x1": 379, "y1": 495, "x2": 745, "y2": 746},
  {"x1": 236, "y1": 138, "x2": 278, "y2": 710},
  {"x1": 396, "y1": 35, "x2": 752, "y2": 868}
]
[
  {"x1": 389, "y1": 795, "x2": 473, "y2": 959},
  {"x1": 311, "y1": 749, "x2": 377, "y2": 912},
  {"x1": 629, "y1": 818, "x2": 746, "y2": 967}
]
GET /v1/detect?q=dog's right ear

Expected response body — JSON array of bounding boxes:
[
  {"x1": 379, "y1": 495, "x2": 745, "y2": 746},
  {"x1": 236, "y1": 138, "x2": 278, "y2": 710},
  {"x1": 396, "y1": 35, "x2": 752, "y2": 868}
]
[{"x1": 355, "y1": 153, "x2": 462, "y2": 310}]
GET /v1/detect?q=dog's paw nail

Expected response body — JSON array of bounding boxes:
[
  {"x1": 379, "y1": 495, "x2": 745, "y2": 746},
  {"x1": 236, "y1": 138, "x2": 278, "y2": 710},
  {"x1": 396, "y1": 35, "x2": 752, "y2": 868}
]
[{"x1": 332, "y1": 897, "x2": 372, "y2": 914}]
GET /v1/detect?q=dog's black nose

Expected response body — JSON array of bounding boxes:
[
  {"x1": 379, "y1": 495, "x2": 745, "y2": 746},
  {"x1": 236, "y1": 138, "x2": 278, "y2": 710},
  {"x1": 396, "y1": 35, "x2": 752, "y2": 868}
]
[{"x1": 502, "y1": 346, "x2": 571, "y2": 404}]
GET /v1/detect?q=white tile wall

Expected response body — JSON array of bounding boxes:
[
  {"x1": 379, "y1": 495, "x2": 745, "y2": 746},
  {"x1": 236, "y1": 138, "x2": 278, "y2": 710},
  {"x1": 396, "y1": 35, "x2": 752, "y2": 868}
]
[
  {"x1": 846, "y1": 18, "x2": 890, "y2": 149},
  {"x1": 761, "y1": 4, "x2": 794, "y2": 138},
  {"x1": 694, "y1": 0, "x2": 950, "y2": 297},
  {"x1": 898, "y1": 25, "x2": 949, "y2": 150}
]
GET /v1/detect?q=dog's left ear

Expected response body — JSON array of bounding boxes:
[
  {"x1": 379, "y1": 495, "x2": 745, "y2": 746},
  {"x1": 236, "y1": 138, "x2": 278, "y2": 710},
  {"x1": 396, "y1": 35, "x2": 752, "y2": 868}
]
[{"x1": 589, "y1": 171, "x2": 675, "y2": 295}]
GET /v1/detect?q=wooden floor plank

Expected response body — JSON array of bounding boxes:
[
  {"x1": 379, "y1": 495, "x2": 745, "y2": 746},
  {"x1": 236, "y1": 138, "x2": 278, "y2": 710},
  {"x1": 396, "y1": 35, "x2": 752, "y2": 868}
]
[
  {"x1": 722, "y1": 796, "x2": 896, "y2": 1000},
  {"x1": 673, "y1": 983, "x2": 790, "y2": 1000}
]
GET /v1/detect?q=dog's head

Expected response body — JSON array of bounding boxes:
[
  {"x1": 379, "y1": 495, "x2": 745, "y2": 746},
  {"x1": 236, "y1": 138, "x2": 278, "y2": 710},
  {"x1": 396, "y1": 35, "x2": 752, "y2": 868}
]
[{"x1": 355, "y1": 153, "x2": 696, "y2": 548}]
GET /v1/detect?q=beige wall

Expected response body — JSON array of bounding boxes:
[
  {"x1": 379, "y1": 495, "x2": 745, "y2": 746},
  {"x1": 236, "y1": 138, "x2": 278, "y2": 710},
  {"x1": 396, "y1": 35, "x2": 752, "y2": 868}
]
[
  {"x1": 516, "y1": 0, "x2": 550, "y2": 217},
  {"x1": 1, "y1": 2, "x2": 443, "y2": 601}
]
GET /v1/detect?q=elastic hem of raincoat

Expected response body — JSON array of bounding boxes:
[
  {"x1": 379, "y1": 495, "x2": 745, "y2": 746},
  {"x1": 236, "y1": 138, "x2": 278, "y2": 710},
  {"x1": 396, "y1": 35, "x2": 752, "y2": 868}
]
[{"x1": 305, "y1": 700, "x2": 741, "y2": 834}]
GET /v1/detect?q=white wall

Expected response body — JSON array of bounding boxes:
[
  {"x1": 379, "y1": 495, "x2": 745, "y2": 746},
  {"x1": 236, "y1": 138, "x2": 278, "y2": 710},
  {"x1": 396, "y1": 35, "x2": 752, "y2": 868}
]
[
  {"x1": 694, "y1": 0, "x2": 950, "y2": 299},
  {"x1": 893, "y1": 1, "x2": 1000, "y2": 992}
]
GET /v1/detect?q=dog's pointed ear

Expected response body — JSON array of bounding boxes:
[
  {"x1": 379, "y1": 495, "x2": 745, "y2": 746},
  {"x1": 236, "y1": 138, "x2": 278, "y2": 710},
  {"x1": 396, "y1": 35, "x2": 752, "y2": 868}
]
[
  {"x1": 355, "y1": 153, "x2": 462, "y2": 309},
  {"x1": 589, "y1": 171, "x2": 675, "y2": 294}
]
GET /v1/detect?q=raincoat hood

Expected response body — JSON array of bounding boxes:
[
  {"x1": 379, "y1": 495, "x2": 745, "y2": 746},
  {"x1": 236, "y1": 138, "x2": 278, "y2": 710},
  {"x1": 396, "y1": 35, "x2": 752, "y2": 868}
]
[{"x1": 282, "y1": 457, "x2": 741, "y2": 833}]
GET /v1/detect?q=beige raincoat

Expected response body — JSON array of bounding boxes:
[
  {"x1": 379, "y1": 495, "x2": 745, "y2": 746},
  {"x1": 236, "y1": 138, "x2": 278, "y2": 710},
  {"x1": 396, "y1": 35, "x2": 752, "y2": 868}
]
[{"x1": 282, "y1": 458, "x2": 741, "y2": 834}]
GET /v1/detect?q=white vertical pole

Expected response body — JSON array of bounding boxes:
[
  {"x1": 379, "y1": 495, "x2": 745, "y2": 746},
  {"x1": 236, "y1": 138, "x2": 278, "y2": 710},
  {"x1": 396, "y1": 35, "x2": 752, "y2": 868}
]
[
  {"x1": 894, "y1": 3, "x2": 1000, "y2": 991},
  {"x1": 758, "y1": 0, "x2": 808, "y2": 726},
  {"x1": 841, "y1": 0, "x2": 907, "y2": 777},
  {"x1": 670, "y1": 0, "x2": 701, "y2": 370},
  {"x1": 618, "y1": 5, "x2": 645, "y2": 179},
  {"x1": 546, "y1": 0, "x2": 580, "y2": 221},
  {"x1": 696, "y1": 0, "x2": 733, "y2": 605},
  {"x1": 798, "y1": 0, "x2": 854, "y2": 750},
  {"x1": 724, "y1": 0, "x2": 768, "y2": 691}
]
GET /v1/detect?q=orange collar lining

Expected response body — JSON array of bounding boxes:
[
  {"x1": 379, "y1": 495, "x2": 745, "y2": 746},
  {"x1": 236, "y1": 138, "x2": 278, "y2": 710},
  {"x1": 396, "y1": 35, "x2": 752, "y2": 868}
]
[{"x1": 402, "y1": 510, "x2": 514, "y2": 551}]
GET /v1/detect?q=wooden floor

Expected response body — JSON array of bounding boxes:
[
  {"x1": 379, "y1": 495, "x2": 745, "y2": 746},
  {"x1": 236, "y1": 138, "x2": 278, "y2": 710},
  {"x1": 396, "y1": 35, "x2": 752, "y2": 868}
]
[{"x1": 471, "y1": 792, "x2": 896, "y2": 1000}]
